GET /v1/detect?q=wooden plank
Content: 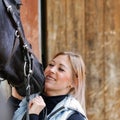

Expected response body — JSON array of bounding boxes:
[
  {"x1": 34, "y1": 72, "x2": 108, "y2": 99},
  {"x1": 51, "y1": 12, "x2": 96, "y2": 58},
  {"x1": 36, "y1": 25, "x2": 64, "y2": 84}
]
[
  {"x1": 46, "y1": 0, "x2": 85, "y2": 60},
  {"x1": 21, "y1": 0, "x2": 41, "y2": 60},
  {"x1": 46, "y1": 0, "x2": 66, "y2": 61},
  {"x1": 66, "y1": 0, "x2": 85, "y2": 57},
  {"x1": 85, "y1": 0, "x2": 105, "y2": 119},
  {"x1": 104, "y1": 0, "x2": 120, "y2": 119}
]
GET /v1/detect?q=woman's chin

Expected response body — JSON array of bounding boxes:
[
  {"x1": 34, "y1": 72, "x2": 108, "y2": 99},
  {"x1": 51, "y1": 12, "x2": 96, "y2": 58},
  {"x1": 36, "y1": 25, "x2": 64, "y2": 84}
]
[{"x1": 45, "y1": 82, "x2": 54, "y2": 90}]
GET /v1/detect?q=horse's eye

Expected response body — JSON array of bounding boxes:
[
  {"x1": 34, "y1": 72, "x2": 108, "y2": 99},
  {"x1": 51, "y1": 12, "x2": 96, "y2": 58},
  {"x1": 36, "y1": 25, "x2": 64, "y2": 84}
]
[
  {"x1": 15, "y1": 4, "x2": 22, "y2": 15},
  {"x1": 16, "y1": 4, "x2": 21, "y2": 10},
  {"x1": 14, "y1": 0, "x2": 22, "y2": 5},
  {"x1": 14, "y1": 0, "x2": 22, "y2": 10}
]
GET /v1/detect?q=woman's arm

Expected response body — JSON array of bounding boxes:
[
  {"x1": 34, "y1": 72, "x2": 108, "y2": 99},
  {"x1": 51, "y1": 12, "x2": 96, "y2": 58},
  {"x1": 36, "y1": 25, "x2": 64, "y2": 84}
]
[
  {"x1": 7, "y1": 87, "x2": 23, "y2": 118},
  {"x1": 68, "y1": 112, "x2": 86, "y2": 120}
]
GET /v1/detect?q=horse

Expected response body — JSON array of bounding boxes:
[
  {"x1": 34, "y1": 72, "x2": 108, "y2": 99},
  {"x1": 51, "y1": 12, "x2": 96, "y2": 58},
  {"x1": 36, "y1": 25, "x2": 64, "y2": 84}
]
[{"x1": 0, "y1": 0, "x2": 45, "y2": 97}]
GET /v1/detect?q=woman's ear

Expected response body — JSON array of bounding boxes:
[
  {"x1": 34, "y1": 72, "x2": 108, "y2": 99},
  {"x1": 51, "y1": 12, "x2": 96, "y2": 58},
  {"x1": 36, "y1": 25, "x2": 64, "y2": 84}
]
[
  {"x1": 74, "y1": 77, "x2": 78, "y2": 86},
  {"x1": 68, "y1": 84, "x2": 73, "y2": 89}
]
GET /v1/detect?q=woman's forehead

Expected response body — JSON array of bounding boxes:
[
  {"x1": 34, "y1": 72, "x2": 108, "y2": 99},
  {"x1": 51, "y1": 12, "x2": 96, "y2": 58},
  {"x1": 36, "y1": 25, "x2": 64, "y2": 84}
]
[
  {"x1": 53, "y1": 55, "x2": 69, "y2": 62},
  {"x1": 53, "y1": 55, "x2": 72, "y2": 68}
]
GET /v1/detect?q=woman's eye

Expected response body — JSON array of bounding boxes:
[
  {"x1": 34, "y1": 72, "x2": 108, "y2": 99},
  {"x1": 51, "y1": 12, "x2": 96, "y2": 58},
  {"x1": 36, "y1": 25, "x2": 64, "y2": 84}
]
[
  {"x1": 58, "y1": 68, "x2": 64, "y2": 72},
  {"x1": 48, "y1": 63, "x2": 54, "y2": 67}
]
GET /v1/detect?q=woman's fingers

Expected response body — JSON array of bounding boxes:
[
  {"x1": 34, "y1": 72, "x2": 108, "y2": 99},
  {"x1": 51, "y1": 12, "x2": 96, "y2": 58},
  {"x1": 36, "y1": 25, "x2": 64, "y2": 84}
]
[{"x1": 29, "y1": 96, "x2": 46, "y2": 115}]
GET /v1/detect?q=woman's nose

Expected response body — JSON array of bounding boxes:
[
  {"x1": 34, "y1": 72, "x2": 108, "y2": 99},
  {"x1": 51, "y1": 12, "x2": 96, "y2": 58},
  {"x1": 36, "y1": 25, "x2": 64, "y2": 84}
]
[{"x1": 49, "y1": 66, "x2": 56, "y2": 73}]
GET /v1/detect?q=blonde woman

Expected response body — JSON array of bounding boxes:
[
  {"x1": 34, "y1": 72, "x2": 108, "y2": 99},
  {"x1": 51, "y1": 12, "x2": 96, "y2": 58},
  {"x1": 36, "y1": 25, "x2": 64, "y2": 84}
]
[{"x1": 8, "y1": 52, "x2": 88, "y2": 120}]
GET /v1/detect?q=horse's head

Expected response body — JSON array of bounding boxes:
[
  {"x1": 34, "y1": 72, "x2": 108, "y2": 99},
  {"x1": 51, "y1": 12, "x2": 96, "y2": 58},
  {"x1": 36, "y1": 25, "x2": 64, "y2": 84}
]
[{"x1": 0, "y1": 0, "x2": 45, "y2": 96}]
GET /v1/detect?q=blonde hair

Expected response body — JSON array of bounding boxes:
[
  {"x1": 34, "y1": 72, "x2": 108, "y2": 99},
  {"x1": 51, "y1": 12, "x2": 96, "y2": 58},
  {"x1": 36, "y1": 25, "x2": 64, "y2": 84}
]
[{"x1": 53, "y1": 51, "x2": 86, "y2": 112}]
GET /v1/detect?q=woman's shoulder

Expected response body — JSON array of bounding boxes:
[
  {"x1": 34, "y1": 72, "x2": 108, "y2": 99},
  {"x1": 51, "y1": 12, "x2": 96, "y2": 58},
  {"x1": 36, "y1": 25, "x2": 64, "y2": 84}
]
[
  {"x1": 64, "y1": 95, "x2": 86, "y2": 116},
  {"x1": 49, "y1": 95, "x2": 87, "y2": 120}
]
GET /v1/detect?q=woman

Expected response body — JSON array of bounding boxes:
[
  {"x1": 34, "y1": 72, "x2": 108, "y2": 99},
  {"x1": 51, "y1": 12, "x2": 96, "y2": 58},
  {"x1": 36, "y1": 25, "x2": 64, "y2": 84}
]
[{"x1": 8, "y1": 51, "x2": 88, "y2": 120}]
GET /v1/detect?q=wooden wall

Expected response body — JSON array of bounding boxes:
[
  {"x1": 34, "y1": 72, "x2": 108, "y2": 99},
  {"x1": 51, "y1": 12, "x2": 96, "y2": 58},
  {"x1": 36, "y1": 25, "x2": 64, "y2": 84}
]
[
  {"x1": 45, "y1": 0, "x2": 120, "y2": 120},
  {"x1": 46, "y1": 0, "x2": 85, "y2": 61}
]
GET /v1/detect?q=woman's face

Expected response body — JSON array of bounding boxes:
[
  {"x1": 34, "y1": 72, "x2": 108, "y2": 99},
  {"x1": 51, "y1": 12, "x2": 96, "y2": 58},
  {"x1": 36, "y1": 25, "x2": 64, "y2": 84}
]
[{"x1": 44, "y1": 55, "x2": 73, "y2": 96}]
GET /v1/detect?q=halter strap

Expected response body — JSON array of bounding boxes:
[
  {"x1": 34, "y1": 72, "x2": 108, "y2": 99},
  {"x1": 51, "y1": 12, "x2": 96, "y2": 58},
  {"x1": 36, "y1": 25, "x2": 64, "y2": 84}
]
[{"x1": 2, "y1": 1, "x2": 33, "y2": 119}]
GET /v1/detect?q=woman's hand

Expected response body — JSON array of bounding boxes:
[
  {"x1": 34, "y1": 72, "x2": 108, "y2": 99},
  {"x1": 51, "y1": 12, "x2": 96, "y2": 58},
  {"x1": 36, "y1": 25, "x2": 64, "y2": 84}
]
[
  {"x1": 12, "y1": 87, "x2": 23, "y2": 100},
  {"x1": 29, "y1": 96, "x2": 46, "y2": 115}
]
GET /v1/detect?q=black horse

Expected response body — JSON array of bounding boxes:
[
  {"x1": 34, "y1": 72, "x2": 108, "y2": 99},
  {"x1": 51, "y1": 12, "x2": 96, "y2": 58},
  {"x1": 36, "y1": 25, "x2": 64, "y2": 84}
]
[{"x1": 0, "y1": 0, "x2": 45, "y2": 96}]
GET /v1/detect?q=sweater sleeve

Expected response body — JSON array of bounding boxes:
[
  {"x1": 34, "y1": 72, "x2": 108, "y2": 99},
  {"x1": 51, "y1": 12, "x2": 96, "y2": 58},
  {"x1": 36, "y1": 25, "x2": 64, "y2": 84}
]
[
  {"x1": 7, "y1": 96, "x2": 22, "y2": 118},
  {"x1": 68, "y1": 112, "x2": 86, "y2": 120},
  {"x1": 29, "y1": 114, "x2": 39, "y2": 120}
]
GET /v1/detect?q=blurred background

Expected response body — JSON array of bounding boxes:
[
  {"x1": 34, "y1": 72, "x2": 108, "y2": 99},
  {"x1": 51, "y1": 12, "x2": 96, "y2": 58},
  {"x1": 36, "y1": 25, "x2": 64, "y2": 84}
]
[{"x1": 2, "y1": 0, "x2": 120, "y2": 120}]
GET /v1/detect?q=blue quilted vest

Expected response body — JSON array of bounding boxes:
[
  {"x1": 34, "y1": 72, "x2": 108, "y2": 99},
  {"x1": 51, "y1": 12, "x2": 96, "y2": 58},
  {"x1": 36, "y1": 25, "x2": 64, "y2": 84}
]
[
  {"x1": 13, "y1": 94, "x2": 88, "y2": 120},
  {"x1": 47, "y1": 95, "x2": 88, "y2": 120}
]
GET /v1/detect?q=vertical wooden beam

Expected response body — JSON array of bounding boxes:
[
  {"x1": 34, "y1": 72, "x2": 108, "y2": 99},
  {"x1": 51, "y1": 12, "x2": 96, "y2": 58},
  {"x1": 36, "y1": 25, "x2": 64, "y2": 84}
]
[
  {"x1": 46, "y1": 0, "x2": 66, "y2": 61},
  {"x1": 104, "y1": 0, "x2": 120, "y2": 119},
  {"x1": 40, "y1": 0, "x2": 47, "y2": 68},
  {"x1": 21, "y1": 0, "x2": 41, "y2": 60},
  {"x1": 85, "y1": 0, "x2": 105, "y2": 119},
  {"x1": 66, "y1": 0, "x2": 85, "y2": 57},
  {"x1": 46, "y1": 0, "x2": 85, "y2": 61}
]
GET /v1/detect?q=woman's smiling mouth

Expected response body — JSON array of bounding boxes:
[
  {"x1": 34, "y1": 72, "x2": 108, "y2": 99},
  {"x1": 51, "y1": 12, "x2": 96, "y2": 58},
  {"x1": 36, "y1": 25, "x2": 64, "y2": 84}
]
[{"x1": 45, "y1": 75, "x2": 56, "y2": 81}]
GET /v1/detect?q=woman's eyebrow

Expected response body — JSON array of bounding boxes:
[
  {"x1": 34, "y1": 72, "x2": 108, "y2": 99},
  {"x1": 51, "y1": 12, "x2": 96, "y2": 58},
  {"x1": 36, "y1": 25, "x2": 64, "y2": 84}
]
[
  {"x1": 50, "y1": 60, "x2": 55, "y2": 63},
  {"x1": 52, "y1": 59, "x2": 69, "y2": 69},
  {"x1": 59, "y1": 64, "x2": 68, "y2": 69}
]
